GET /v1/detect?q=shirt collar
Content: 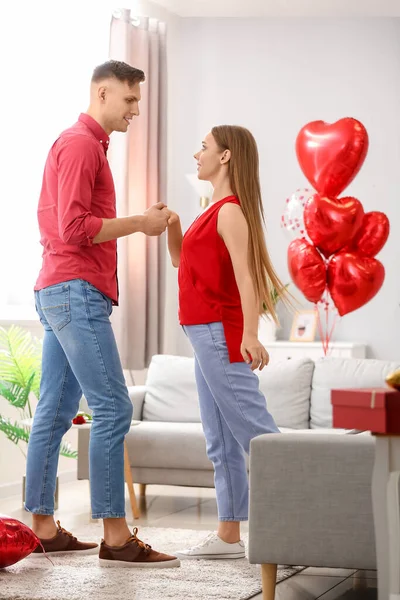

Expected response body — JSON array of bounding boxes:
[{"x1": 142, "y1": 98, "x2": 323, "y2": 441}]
[{"x1": 78, "y1": 113, "x2": 110, "y2": 154}]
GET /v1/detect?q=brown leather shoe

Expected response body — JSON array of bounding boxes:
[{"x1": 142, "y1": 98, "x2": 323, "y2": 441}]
[
  {"x1": 31, "y1": 521, "x2": 98, "y2": 557},
  {"x1": 99, "y1": 527, "x2": 180, "y2": 568}
]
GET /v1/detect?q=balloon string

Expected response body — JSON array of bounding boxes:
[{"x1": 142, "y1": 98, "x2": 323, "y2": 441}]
[
  {"x1": 35, "y1": 541, "x2": 54, "y2": 566},
  {"x1": 326, "y1": 313, "x2": 338, "y2": 348},
  {"x1": 317, "y1": 288, "x2": 338, "y2": 356},
  {"x1": 325, "y1": 295, "x2": 329, "y2": 354},
  {"x1": 316, "y1": 288, "x2": 340, "y2": 356},
  {"x1": 316, "y1": 305, "x2": 327, "y2": 356}
]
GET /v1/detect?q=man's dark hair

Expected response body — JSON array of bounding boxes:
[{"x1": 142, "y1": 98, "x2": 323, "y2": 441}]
[{"x1": 92, "y1": 60, "x2": 145, "y2": 86}]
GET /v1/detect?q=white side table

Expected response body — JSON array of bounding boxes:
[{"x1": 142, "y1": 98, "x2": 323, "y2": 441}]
[
  {"x1": 261, "y1": 341, "x2": 366, "y2": 362},
  {"x1": 23, "y1": 419, "x2": 141, "y2": 520},
  {"x1": 332, "y1": 389, "x2": 400, "y2": 600},
  {"x1": 372, "y1": 435, "x2": 400, "y2": 600}
]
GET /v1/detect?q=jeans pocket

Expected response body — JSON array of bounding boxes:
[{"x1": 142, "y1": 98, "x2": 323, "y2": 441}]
[
  {"x1": 40, "y1": 284, "x2": 71, "y2": 331},
  {"x1": 84, "y1": 282, "x2": 113, "y2": 316},
  {"x1": 208, "y1": 322, "x2": 227, "y2": 351}
]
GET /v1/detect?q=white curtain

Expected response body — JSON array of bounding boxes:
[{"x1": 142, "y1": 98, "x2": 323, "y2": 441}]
[{"x1": 108, "y1": 9, "x2": 167, "y2": 370}]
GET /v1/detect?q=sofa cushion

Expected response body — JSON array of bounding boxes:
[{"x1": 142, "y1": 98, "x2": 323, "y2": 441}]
[
  {"x1": 126, "y1": 422, "x2": 353, "y2": 471},
  {"x1": 257, "y1": 358, "x2": 314, "y2": 429},
  {"x1": 126, "y1": 422, "x2": 212, "y2": 470},
  {"x1": 142, "y1": 354, "x2": 314, "y2": 429},
  {"x1": 310, "y1": 357, "x2": 400, "y2": 429},
  {"x1": 142, "y1": 355, "x2": 201, "y2": 422}
]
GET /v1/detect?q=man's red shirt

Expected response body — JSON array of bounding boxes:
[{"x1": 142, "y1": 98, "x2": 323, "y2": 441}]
[{"x1": 35, "y1": 113, "x2": 119, "y2": 303}]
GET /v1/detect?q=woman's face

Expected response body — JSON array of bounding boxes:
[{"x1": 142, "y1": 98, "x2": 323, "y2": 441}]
[{"x1": 194, "y1": 132, "x2": 226, "y2": 181}]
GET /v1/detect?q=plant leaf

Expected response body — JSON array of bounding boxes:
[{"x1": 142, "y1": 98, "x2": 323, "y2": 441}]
[
  {"x1": 0, "y1": 381, "x2": 18, "y2": 405},
  {"x1": 0, "y1": 415, "x2": 77, "y2": 459},
  {"x1": 0, "y1": 326, "x2": 77, "y2": 459},
  {"x1": 60, "y1": 440, "x2": 78, "y2": 459},
  {"x1": 0, "y1": 416, "x2": 30, "y2": 445},
  {"x1": 0, "y1": 326, "x2": 41, "y2": 395},
  {"x1": 0, "y1": 373, "x2": 35, "y2": 409}
]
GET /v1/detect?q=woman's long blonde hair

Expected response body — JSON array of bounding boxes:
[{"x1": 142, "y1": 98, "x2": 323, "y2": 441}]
[{"x1": 212, "y1": 125, "x2": 290, "y2": 324}]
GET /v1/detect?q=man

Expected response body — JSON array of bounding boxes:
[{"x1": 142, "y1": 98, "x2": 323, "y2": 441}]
[{"x1": 25, "y1": 60, "x2": 179, "y2": 568}]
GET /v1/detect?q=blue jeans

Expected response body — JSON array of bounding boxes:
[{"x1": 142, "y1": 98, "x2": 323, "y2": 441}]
[
  {"x1": 184, "y1": 322, "x2": 279, "y2": 521},
  {"x1": 25, "y1": 279, "x2": 133, "y2": 519}
]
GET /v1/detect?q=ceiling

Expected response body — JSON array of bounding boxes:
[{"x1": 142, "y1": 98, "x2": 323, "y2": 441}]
[{"x1": 148, "y1": 0, "x2": 400, "y2": 17}]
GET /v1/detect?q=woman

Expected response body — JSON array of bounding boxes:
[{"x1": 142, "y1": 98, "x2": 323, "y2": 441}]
[{"x1": 165, "y1": 125, "x2": 290, "y2": 560}]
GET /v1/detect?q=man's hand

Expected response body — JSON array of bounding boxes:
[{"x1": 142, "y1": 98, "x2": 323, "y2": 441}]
[
  {"x1": 241, "y1": 334, "x2": 270, "y2": 371},
  {"x1": 142, "y1": 202, "x2": 169, "y2": 236},
  {"x1": 162, "y1": 207, "x2": 180, "y2": 226}
]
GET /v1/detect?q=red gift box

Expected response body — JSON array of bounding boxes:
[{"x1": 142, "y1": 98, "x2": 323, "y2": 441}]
[{"x1": 331, "y1": 388, "x2": 400, "y2": 434}]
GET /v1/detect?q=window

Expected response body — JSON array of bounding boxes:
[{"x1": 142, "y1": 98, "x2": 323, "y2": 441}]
[{"x1": 1, "y1": 4, "x2": 111, "y2": 312}]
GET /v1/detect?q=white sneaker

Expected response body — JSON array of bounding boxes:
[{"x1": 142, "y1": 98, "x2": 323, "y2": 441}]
[{"x1": 175, "y1": 532, "x2": 245, "y2": 560}]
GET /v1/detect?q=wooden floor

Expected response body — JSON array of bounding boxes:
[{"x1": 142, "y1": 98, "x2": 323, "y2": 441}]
[{"x1": 0, "y1": 480, "x2": 377, "y2": 600}]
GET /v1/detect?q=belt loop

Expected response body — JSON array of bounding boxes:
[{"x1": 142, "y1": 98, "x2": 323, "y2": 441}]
[{"x1": 370, "y1": 390, "x2": 376, "y2": 409}]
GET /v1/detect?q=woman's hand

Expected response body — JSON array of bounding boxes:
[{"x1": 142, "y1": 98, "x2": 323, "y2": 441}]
[
  {"x1": 164, "y1": 207, "x2": 183, "y2": 268},
  {"x1": 241, "y1": 334, "x2": 269, "y2": 371},
  {"x1": 162, "y1": 207, "x2": 180, "y2": 226}
]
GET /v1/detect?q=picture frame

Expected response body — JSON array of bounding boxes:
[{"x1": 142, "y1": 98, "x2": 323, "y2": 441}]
[{"x1": 289, "y1": 310, "x2": 317, "y2": 342}]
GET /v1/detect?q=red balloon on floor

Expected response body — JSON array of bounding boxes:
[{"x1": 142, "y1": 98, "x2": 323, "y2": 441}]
[{"x1": 0, "y1": 515, "x2": 40, "y2": 568}]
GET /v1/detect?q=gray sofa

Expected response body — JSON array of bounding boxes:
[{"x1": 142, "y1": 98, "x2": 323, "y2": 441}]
[
  {"x1": 77, "y1": 353, "x2": 399, "y2": 492},
  {"x1": 77, "y1": 354, "x2": 349, "y2": 486}
]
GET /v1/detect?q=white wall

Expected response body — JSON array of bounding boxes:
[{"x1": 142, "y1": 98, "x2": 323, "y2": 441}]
[{"x1": 166, "y1": 17, "x2": 400, "y2": 360}]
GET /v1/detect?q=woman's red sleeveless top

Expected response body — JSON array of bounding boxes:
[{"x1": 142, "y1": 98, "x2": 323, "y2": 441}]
[{"x1": 178, "y1": 196, "x2": 244, "y2": 363}]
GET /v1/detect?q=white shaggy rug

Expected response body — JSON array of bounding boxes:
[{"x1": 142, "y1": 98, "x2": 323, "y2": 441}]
[{"x1": 0, "y1": 525, "x2": 303, "y2": 600}]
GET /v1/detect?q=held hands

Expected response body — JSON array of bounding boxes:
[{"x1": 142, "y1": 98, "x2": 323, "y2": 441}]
[
  {"x1": 241, "y1": 333, "x2": 270, "y2": 371},
  {"x1": 142, "y1": 202, "x2": 168, "y2": 235},
  {"x1": 141, "y1": 203, "x2": 181, "y2": 236},
  {"x1": 161, "y1": 207, "x2": 180, "y2": 226}
]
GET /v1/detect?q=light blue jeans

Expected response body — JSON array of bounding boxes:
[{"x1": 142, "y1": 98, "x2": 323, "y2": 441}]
[
  {"x1": 25, "y1": 279, "x2": 133, "y2": 519},
  {"x1": 184, "y1": 322, "x2": 279, "y2": 521}
]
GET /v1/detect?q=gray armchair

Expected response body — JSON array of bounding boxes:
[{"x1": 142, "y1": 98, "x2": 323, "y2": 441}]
[{"x1": 248, "y1": 432, "x2": 376, "y2": 600}]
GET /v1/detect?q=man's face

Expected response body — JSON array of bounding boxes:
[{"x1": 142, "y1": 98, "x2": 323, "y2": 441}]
[{"x1": 101, "y1": 79, "x2": 141, "y2": 134}]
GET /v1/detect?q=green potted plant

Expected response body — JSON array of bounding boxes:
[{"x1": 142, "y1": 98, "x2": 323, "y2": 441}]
[
  {"x1": 0, "y1": 325, "x2": 77, "y2": 505},
  {"x1": 259, "y1": 283, "x2": 290, "y2": 343}
]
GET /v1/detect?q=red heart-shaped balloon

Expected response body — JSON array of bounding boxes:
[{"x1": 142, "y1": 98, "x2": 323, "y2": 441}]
[
  {"x1": 327, "y1": 251, "x2": 385, "y2": 316},
  {"x1": 0, "y1": 515, "x2": 40, "y2": 568},
  {"x1": 288, "y1": 238, "x2": 327, "y2": 303},
  {"x1": 304, "y1": 194, "x2": 364, "y2": 258},
  {"x1": 351, "y1": 211, "x2": 390, "y2": 257},
  {"x1": 296, "y1": 118, "x2": 369, "y2": 197}
]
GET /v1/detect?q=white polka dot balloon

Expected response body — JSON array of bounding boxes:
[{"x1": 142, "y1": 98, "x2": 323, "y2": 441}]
[{"x1": 281, "y1": 187, "x2": 314, "y2": 240}]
